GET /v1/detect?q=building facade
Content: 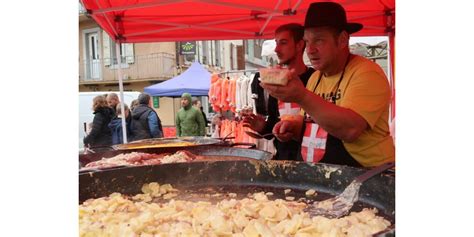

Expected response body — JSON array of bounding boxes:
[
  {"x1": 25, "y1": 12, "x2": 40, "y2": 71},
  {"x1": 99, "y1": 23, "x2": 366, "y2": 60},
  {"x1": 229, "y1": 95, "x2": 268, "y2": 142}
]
[
  {"x1": 79, "y1": 4, "x2": 245, "y2": 127},
  {"x1": 79, "y1": 8, "x2": 180, "y2": 126}
]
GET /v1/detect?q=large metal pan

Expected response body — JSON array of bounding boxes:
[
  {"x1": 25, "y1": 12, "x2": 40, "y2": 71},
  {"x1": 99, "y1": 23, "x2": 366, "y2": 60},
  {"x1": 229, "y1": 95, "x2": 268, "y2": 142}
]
[
  {"x1": 113, "y1": 136, "x2": 225, "y2": 150},
  {"x1": 79, "y1": 144, "x2": 272, "y2": 168},
  {"x1": 81, "y1": 136, "x2": 255, "y2": 155},
  {"x1": 79, "y1": 160, "x2": 395, "y2": 235}
]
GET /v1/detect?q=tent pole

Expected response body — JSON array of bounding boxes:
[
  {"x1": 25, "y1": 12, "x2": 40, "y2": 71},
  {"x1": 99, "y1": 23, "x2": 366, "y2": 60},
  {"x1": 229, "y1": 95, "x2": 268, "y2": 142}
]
[
  {"x1": 116, "y1": 42, "x2": 128, "y2": 143},
  {"x1": 387, "y1": 9, "x2": 395, "y2": 140},
  {"x1": 258, "y1": 0, "x2": 282, "y2": 35},
  {"x1": 199, "y1": 0, "x2": 280, "y2": 14},
  {"x1": 93, "y1": 0, "x2": 185, "y2": 14},
  {"x1": 124, "y1": 14, "x2": 278, "y2": 38},
  {"x1": 124, "y1": 18, "x2": 255, "y2": 36},
  {"x1": 291, "y1": 0, "x2": 303, "y2": 12},
  {"x1": 389, "y1": 32, "x2": 395, "y2": 140}
]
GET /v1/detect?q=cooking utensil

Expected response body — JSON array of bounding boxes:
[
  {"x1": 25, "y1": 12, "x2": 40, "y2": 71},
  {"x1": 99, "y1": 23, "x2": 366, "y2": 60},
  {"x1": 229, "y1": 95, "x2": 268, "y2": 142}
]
[
  {"x1": 220, "y1": 131, "x2": 235, "y2": 142},
  {"x1": 244, "y1": 131, "x2": 274, "y2": 139},
  {"x1": 82, "y1": 145, "x2": 95, "y2": 155},
  {"x1": 305, "y1": 162, "x2": 395, "y2": 218}
]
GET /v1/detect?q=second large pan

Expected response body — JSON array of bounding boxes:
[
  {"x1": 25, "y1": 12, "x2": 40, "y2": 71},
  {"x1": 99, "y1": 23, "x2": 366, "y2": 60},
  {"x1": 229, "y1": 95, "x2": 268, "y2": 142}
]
[
  {"x1": 80, "y1": 160, "x2": 395, "y2": 235},
  {"x1": 79, "y1": 145, "x2": 273, "y2": 168},
  {"x1": 112, "y1": 136, "x2": 226, "y2": 150}
]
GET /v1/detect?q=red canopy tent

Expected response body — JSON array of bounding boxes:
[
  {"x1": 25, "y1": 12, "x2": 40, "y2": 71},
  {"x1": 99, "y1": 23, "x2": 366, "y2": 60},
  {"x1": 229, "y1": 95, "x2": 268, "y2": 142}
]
[
  {"x1": 80, "y1": 0, "x2": 395, "y2": 141},
  {"x1": 80, "y1": 0, "x2": 394, "y2": 42}
]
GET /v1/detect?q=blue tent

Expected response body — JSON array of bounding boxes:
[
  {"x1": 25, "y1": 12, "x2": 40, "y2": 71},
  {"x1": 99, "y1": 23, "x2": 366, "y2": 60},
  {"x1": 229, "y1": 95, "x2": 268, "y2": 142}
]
[{"x1": 144, "y1": 62, "x2": 211, "y2": 97}]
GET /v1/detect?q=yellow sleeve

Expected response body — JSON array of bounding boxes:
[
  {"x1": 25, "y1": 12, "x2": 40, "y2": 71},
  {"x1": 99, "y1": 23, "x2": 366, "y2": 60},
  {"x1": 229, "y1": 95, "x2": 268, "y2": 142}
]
[{"x1": 340, "y1": 71, "x2": 391, "y2": 129}]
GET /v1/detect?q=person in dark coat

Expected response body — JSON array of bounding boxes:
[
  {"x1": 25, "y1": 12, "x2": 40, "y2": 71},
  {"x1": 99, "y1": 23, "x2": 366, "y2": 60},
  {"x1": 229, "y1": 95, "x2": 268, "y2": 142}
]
[
  {"x1": 108, "y1": 103, "x2": 132, "y2": 145},
  {"x1": 130, "y1": 93, "x2": 163, "y2": 141},
  {"x1": 192, "y1": 99, "x2": 209, "y2": 127},
  {"x1": 83, "y1": 95, "x2": 114, "y2": 147}
]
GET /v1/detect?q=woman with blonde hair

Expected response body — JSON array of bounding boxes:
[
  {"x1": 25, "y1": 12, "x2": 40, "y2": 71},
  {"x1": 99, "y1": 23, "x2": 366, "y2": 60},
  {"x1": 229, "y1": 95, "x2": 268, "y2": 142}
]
[{"x1": 83, "y1": 95, "x2": 114, "y2": 147}]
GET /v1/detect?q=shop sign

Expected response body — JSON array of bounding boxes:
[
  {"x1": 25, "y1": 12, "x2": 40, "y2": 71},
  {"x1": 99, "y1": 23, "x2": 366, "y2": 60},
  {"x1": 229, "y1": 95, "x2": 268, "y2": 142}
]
[
  {"x1": 180, "y1": 41, "x2": 196, "y2": 55},
  {"x1": 153, "y1": 96, "x2": 160, "y2": 108}
]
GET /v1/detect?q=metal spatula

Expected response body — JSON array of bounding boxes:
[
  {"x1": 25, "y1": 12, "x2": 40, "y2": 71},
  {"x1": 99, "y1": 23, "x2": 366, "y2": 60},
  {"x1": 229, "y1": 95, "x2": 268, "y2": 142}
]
[
  {"x1": 306, "y1": 162, "x2": 395, "y2": 218},
  {"x1": 244, "y1": 131, "x2": 274, "y2": 139}
]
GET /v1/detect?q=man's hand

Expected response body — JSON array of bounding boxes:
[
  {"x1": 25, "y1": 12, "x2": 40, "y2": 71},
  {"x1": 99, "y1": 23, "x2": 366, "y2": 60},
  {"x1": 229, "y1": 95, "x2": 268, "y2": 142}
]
[
  {"x1": 272, "y1": 120, "x2": 297, "y2": 142},
  {"x1": 242, "y1": 113, "x2": 266, "y2": 133},
  {"x1": 260, "y1": 68, "x2": 308, "y2": 103}
]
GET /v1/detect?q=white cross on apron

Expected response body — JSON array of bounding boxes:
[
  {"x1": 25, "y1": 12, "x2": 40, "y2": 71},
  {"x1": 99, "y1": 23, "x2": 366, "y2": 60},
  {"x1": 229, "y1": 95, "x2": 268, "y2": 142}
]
[
  {"x1": 301, "y1": 122, "x2": 328, "y2": 163},
  {"x1": 278, "y1": 101, "x2": 300, "y2": 115}
]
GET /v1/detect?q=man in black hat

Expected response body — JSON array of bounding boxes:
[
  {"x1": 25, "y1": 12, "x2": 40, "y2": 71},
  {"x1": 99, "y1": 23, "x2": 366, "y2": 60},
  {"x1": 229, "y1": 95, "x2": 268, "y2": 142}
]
[{"x1": 261, "y1": 2, "x2": 394, "y2": 167}]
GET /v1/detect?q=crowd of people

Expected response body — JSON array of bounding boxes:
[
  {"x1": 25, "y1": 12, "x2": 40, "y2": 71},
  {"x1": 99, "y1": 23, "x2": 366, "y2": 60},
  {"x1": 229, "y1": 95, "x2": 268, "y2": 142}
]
[{"x1": 83, "y1": 92, "x2": 208, "y2": 148}]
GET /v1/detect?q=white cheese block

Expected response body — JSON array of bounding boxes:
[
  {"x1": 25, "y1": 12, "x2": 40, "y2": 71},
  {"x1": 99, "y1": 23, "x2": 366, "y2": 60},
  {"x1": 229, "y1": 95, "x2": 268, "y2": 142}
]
[{"x1": 259, "y1": 68, "x2": 289, "y2": 85}]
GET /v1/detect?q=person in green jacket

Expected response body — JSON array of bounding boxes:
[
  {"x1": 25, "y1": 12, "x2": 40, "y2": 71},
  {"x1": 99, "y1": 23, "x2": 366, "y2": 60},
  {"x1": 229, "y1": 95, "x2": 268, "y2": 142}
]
[{"x1": 176, "y1": 93, "x2": 206, "y2": 136}]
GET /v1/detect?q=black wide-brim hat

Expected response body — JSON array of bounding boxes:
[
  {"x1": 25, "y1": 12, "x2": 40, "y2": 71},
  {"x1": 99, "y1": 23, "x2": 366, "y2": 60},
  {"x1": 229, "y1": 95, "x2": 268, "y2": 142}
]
[{"x1": 304, "y1": 2, "x2": 363, "y2": 34}]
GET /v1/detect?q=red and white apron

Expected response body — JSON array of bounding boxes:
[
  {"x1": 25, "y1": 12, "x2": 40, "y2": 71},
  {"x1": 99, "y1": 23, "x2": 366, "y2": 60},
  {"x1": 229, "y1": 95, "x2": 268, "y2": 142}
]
[
  {"x1": 278, "y1": 101, "x2": 300, "y2": 116},
  {"x1": 301, "y1": 119, "x2": 328, "y2": 163},
  {"x1": 300, "y1": 54, "x2": 362, "y2": 166}
]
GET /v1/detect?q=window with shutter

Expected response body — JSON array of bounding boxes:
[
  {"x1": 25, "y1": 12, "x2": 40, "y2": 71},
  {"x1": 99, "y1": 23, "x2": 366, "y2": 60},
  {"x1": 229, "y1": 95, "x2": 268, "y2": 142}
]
[
  {"x1": 202, "y1": 41, "x2": 209, "y2": 65},
  {"x1": 230, "y1": 43, "x2": 234, "y2": 70},
  {"x1": 253, "y1": 39, "x2": 263, "y2": 59},
  {"x1": 102, "y1": 31, "x2": 111, "y2": 66},
  {"x1": 82, "y1": 28, "x2": 102, "y2": 80},
  {"x1": 103, "y1": 30, "x2": 134, "y2": 67},
  {"x1": 110, "y1": 43, "x2": 126, "y2": 65},
  {"x1": 124, "y1": 43, "x2": 135, "y2": 64},
  {"x1": 215, "y1": 41, "x2": 221, "y2": 67},
  {"x1": 236, "y1": 45, "x2": 245, "y2": 70}
]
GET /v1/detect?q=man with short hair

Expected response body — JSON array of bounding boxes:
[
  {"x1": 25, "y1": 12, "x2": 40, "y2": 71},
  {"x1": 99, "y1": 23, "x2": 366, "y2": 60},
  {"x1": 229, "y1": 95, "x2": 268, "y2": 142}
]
[
  {"x1": 244, "y1": 23, "x2": 315, "y2": 161},
  {"x1": 106, "y1": 93, "x2": 120, "y2": 113},
  {"x1": 130, "y1": 93, "x2": 163, "y2": 140},
  {"x1": 262, "y1": 2, "x2": 394, "y2": 167},
  {"x1": 176, "y1": 93, "x2": 205, "y2": 136},
  {"x1": 130, "y1": 99, "x2": 139, "y2": 112}
]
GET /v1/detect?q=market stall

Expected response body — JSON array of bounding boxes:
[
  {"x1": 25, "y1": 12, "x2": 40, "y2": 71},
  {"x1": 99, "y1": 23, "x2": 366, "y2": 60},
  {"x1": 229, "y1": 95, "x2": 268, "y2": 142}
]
[
  {"x1": 78, "y1": 0, "x2": 396, "y2": 235},
  {"x1": 80, "y1": 0, "x2": 396, "y2": 144},
  {"x1": 144, "y1": 62, "x2": 211, "y2": 97},
  {"x1": 144, "y1": 61, "x2": 212, "y2": 137}
]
